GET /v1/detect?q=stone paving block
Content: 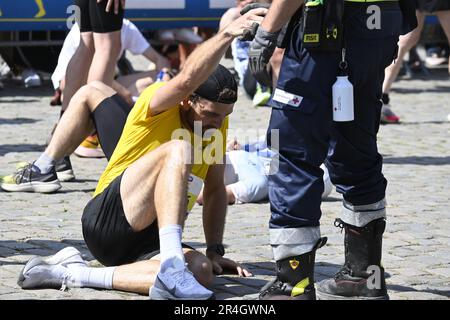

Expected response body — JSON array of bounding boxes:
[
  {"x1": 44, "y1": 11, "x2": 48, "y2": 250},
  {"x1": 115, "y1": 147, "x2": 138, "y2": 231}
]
[
  {"x1": 220, "y1": 282, "x2": 259, "y2": 297},
  {"x1": 428, "y1": 268, "x2": 450, "y2": 278}
]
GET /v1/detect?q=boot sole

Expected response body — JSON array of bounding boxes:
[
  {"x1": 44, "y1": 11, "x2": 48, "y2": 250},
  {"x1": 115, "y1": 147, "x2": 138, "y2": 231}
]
[{"x1": 317, "y1": 290, "x2": 389, "y2": 300}]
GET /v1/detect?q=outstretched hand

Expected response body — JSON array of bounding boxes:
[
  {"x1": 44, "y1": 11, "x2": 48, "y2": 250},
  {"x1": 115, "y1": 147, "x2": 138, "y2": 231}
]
[{"x1": 223, "y1": 7, "x2": 268, "y2": 38}]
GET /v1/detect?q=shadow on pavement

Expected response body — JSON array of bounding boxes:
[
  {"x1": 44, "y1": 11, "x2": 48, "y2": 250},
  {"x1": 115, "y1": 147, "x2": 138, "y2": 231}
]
[
  {"x1": 384, "y1": 156, "x2": 450, "y2": 166},
  {"x1": 0, "y1": 143, "x2": 45, "y2": 156},
  {"x1": 72, "y1": 178, "x2": 100, "y2": 183},
  {"x1": 57, "y1": 188, "x2": 96, "y2": 194},
  {"x1": 0, "y1": 239, "x2": 94, "y2": 263},
  {"x1": 0, "y1": 99, "x2": 41, "y2": 104},
  {"x1": 0, "y1": 118, "x2": 40, "y2": 125},
  {"x1": 0, "y1": 80, "x2": 54, "y2": 98},
  {"x1": 387, "y1": 284, "x2": 450, "y2": 298},
  {"x1": 398, "y1": 120, "x2": 450, "y2": 125},
  {"x1": 392, "y1": 85, "x2": 450, "y2": 95}
]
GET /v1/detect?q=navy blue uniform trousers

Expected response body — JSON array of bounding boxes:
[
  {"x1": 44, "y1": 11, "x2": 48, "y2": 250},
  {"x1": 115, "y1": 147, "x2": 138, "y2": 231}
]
[{"x1": 268, "y1": 3, "x2": 403, "y2": 231}]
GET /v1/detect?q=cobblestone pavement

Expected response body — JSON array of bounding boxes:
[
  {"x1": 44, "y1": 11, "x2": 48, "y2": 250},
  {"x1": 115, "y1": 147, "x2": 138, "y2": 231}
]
[{"x1": 0, "y1": 56, "x2": 449, "y2": 300}]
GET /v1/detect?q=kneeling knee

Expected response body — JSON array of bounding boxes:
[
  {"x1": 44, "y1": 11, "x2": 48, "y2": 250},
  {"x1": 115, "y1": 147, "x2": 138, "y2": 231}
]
[
  {"x1": 166, "y1": 140, "x2": 194, "y2": 165},
  {"x1": 76, "y1": 84, "x2": 99, "y2": 104},
  {"x1": 189, "y1": 256, "x2": 214, "y2": 288}
]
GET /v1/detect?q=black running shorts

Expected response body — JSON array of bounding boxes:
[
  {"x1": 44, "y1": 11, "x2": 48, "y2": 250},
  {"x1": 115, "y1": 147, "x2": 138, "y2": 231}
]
[
  {"x1": 82, "y1": 174, "x2": 194, "y2": 266},
  {"x1": 82, "y1": 173, "x2": 162, "y2": 266},
  {"x1": 74, "y1": 0, "x2": 124, "y2": 33},
  {"x1": 90, "y1": 94, "x2": 130, "y2": 161}
]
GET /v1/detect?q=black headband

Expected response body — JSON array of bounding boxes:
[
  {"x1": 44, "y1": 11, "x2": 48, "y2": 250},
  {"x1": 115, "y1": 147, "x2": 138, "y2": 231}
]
[{"x1": 194, "y1": 64, "x2": 238, "y2": 104}]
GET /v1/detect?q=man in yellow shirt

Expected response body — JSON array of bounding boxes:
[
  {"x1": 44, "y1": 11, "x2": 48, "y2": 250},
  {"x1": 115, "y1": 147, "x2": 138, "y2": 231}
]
[{"x1": 12, "y1": 7, "x2": 268, "y2": 300}]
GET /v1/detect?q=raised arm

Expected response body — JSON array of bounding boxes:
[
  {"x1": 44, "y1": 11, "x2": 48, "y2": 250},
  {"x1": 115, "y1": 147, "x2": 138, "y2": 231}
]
[{"x1": 147, "y1": 7, "x2": 268, "y2": 117}]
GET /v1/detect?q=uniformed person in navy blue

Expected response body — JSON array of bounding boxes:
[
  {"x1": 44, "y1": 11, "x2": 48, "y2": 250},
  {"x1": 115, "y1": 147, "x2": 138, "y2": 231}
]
[{"x1": 247, "y1": 0, "x2": 418, "y2": 300}]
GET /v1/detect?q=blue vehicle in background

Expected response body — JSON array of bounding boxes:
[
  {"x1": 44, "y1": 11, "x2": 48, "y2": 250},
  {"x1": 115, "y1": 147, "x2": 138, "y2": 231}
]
[
  {"x1": 0, "y1": 0, "x2": 447, "y2": 74},
  {"x1": 0, "y1": 0, "x2": 234, "y2": 31},
  {"x1": 0, "y1": 0, "x2": 234, "y2": 73}
]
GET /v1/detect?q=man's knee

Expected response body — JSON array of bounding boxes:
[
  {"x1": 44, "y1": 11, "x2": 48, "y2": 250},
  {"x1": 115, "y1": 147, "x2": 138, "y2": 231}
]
[
  {"x1": 76, "y1": 81, "x2": 113, "y2": 111},
  {"x1": 165, "y1": 140, "x2": 194, "y2": 166}
]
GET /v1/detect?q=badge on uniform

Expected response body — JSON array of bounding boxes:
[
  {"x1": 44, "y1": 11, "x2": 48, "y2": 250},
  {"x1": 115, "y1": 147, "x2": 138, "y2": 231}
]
[
  {"x1": 272, "y1": 88, "x2": 304, "y2": 108},
  {"x1": 289, "y1": 258, "x2": 300, "y2": 270}
]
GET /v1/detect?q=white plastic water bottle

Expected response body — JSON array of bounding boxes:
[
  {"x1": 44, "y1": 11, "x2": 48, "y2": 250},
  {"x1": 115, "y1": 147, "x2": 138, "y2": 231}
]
[{"x1": 332, "y1": 76, "x2": 354, "y2": 122}]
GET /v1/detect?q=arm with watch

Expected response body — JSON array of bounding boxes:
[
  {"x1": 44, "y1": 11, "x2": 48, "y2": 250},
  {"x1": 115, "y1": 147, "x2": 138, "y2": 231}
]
[{"x1": 202, "y1": 160, "x2": 252, "y2": 277}]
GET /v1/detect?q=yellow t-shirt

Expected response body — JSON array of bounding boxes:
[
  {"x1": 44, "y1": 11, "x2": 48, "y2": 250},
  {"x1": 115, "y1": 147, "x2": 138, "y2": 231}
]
[{"x1": 94, "y1": 82, "x2": 228, "y2": 213}]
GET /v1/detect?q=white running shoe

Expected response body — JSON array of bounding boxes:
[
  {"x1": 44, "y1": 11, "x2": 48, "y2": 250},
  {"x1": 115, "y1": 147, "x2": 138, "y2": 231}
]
[
  {"x1": 150, "y1": 257, "x2": 214, "y2": 300},
  {"x1": 22, "y1": 69, "x2": 42, "y2": 88},
  {"x1": 18, "y1": 247, "x2": 87, "y2": 290},
  {"x1": 1, "y1": 163, "x2": 61, "y2": 193}
]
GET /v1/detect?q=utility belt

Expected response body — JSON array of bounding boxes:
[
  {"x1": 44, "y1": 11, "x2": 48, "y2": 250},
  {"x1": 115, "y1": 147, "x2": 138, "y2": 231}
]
[{"x1": 278, "y1": 0, "x2": 401, "y2": 52}]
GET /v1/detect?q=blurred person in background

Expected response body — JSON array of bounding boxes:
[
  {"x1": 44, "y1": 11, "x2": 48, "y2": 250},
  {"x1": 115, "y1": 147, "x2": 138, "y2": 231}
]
[
  {"x1": 382, "y1": 0, "x2": 450, "y2": 124},
  {"x1": 51, "y1": 18, "x2": 170, "y2": 158}
]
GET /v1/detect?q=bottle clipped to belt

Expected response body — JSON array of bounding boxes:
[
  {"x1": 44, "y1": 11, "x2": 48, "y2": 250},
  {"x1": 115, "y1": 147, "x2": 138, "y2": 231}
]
[
  {"x1": 333, "y1": 48, "x2": 354, "y2": 122},
  {"x1": 302, "y1": 0, "x2": 344, "y2": 52}
]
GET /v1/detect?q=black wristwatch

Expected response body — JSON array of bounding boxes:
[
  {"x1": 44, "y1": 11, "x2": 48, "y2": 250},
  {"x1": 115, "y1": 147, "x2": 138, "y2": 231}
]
[{"x1": 206, "y1": 244, "x2": 225, "y2": 257}]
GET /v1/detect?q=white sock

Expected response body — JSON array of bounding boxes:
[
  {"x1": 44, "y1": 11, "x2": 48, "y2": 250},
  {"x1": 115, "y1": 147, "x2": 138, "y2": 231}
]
[
  {"x1": 34, "y1": 152, "x2": 56, "y2": 174},
  {"x1": 67, "y1": 265, "x2": 115, "y2": 289},
  {"x1": 159, "y1": 224, "x2": 185, "y2": 269}
]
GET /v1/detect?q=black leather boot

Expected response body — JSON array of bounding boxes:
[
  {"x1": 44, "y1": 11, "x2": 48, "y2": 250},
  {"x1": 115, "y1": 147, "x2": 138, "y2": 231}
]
[
  {"x1": 316, "y1": 218, "x2": 389, "y2": 300},
  {"x1": 259, "y1": 237, "x2": 327, "y2": 300}
]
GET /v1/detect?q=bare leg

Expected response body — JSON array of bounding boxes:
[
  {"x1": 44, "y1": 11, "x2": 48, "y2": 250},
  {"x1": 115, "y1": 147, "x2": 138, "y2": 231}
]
[
  {"x1": 383, "y1": 13, "x2": 425, "y2": 94},
  {"x1": 435, "y1": 11, "x2": 450, "y2": 74},
  {"x1": 120, "y1": 139, "x2": 193, "y2": 232},
  {"x1": 46, "y1": 82, "x2": 116, "y2": 160},
  {"x1": 61, "y1": 32, "x2": 95, "y2": 112},
  {"x1": 112, "y1": 249, "x2": 214, "y2": 295},
  {"x1": 87, "y1": 31, "x2": 122, "y2": 86}
]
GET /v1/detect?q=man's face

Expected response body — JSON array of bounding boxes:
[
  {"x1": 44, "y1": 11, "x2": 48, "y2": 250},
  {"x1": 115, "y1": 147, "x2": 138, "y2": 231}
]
[{"x1": 190, "y1": 97, "x2": 234, "y2": 133}]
